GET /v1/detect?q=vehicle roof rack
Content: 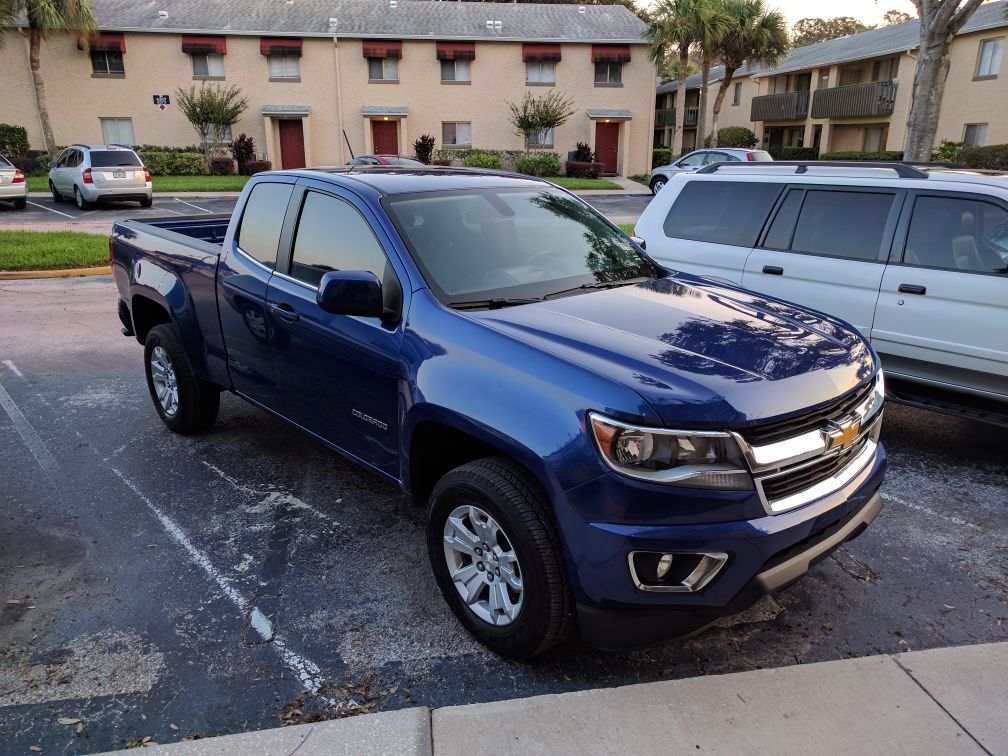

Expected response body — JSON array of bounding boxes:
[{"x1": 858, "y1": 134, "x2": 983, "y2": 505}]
[{"x1": 696, "y1": 160, "x2": 930, "y2": 179}]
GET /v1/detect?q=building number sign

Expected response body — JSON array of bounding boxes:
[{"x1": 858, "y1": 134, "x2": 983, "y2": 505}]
[{"x1": 153, "y1": 95, "x2": 170, "y2": 110}]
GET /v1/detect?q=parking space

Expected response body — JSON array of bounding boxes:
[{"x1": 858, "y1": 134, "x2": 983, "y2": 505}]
[{"x1": 0, "y1": 275, "x2": 1005, "y2": 753}]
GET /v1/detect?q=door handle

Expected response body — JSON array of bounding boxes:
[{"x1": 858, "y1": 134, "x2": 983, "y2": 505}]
[
  {"x1": 762, "y1": 265, "x2": 784, "y2": 275},
  {"x1": 270, "y1": 302, "x2": 300, "y2": 322},
  {"x1": 898, "y1": 284, "x2": 926, "y2": 295}
]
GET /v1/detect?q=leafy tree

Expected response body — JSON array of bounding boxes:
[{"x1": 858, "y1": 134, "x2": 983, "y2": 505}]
[
  {"x1": 175, "y1": 83, "x2": 249, "y2": 169},
  {"x1": 883, "y1": 9, "x2": 915, "y2": 25},
  {"x1": 507, "y1": 90, "x2": 575, "y2": 151},
  {"x1": 647, "y1": 0, "x2": 702, "y2": 156},
  {"x1": 692, "y1": 0, "x2": 733, "y2": 151},
  {"x1": 0, "y1": 0, "x2": 98, "y2": 155},
  {"x1": 229, "y1": 133, "x2": 256, "y2": 175},
  {"x1": 791, "y1": 16, "x2": 875, "y2": 47},
  {"x1": 413, "y1": 134, "x2": 436, "y2": 164},
  {"x1": 660, "y1": 57, "x2": 700, "y2": 83},
  {"x1": 904, "y1": 0, "x2": 984, "y2": 160}
]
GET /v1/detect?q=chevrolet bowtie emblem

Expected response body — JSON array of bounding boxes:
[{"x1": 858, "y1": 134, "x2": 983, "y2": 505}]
[{"x1": 825, "y1": 417, "x2": 861, "y2": 452}]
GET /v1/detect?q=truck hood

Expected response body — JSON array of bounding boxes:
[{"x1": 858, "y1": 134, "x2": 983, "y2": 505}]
[{"x1": 472, "y1": 276, "x2": 875, "y2": 428}]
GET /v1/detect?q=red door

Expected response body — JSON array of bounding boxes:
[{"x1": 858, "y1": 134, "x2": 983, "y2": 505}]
[
  {"x1": 371, "y1": 120, "x2": 399, "y2": 156},
  {"x1": 595, "y1": 122, "x2": 620, "y2": 174},
  {"x1": 278, "y1": 120, "x2": 306, "y2": 169}
]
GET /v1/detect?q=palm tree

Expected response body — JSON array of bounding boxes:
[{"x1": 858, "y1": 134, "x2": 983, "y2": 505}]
[
  {"x1": 0, "y1": 1, "x2": 98, "y2": 155},
  {"x1": 708, "y1": 0, "x2": 787, "y2": 148},
  {"x1": 647, "y1": 0, "x2": 699, "y2": 157},
  {"x1": 692, "y1": 0, "x2": 732, "y2": 149}
]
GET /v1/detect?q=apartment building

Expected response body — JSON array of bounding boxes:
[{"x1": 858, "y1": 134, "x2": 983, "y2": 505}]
[
  {"x1": 656, "y1": 0, "x2": 1008, "y2": 154},
  {"x1": 654, "y1": 64, "x2": 754, "y2": 149},
  {"x1": 2, "y1": 0, "x2": 654, "y2": 175}
]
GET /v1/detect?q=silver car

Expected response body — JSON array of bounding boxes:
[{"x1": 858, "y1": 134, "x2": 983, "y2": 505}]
[
  {"x1": 0, "y1": 154, "x2": 28, "y2": 209},
  {"x1": 648, "y1": 148, "x2": 772, "y2": 194},
  {"x1": 48, "y1": 144, "x2": 152, "y2": 209}
]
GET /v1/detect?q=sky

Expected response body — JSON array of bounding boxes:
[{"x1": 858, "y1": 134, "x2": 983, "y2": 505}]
[{"x1": 768, "y1": 0, "x2": 918, "y2": 25}]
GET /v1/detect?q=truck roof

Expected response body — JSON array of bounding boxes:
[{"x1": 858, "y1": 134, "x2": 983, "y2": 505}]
[{"x1": 276, "y1": 166, "x2": 552, "y2": 195}]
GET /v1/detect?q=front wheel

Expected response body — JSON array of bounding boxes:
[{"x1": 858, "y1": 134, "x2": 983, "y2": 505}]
[
  {"x1": 143, "y1": 324, "x2": 220, "y2": 434},
  {"x1": 650, "y1": 176, "x2": 667, "y2": 195},
  {"x1": 50, "y1": 181, "x2": 63, "y2": 203},
  {"x1": 427, "y1": 457, "x2": 574, "y2": 658}
]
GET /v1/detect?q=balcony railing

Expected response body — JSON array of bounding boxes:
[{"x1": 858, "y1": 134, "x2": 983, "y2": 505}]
[
  {"x1": 811, "y1": 80, "x2": 898, "y2": 119},
  {"x1": 655, "y1": 106, "x2": 700, "y2": 128},
  {"x1": 750, "y1": 91, "x2": 810, "y2": 122}
]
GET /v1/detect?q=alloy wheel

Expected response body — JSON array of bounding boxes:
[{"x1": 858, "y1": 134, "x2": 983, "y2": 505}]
[{"x1": 149, "y1": 346, "x2": 179, "y2": 417}]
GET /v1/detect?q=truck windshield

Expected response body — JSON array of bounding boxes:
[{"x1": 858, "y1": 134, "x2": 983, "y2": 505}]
[
  {"x1": 90, "y1": 150, "x2": 142, "y2": 168},
  {"x1": 385, "y1": 187, "x2": 660, "y2": 306}
]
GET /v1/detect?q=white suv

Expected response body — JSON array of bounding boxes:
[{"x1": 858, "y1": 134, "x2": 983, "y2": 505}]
[
  {"x1": 48, "y1": 144, "x2": 152, "y2": 209},
  {"x1": 635, "y1": 161, "x2": 1008, "y2": 425}
]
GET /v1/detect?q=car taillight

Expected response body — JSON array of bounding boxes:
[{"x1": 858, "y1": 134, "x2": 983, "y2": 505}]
[
  {"x1": 143, "y1": 167, "x2": 151, "y2": 182},
  {"x1": 83, "y1": 168, "x2": 93, "y2": 184},
  {"x1": 12, "y1": 170, "x2": 24, "y2": 184}
]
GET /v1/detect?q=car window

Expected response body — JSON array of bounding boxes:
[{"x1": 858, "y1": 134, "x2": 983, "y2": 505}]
[
  {"x1": 90, "y1": 150, "x2": 142, "y2": 168},
  {"x1": 663, "y1": 180, "x2": 781, "y2": 247},
  {"x1": 703, "y1": 152, "x2": 729, "y2": 165},
  {"x1": 904, "y1": 195, "x2": 1008, "y2": 274},
  {"x1": 678, "y1": 152, "x2": 706, "y2": 167},
  {"x1": 749, "y1": 151, "x2": 773, "y2": 162},
  {"x1": 762, "y1": 189, "x2": 804, "y2": 250},
  {"x1": 235, "y1": 182, "x2": 294, "y2": 269},
  {"x1": 289, "y1": 190, "x2": 391, "y2": 288},
  {"x1": 0, "y1": 155, "x2": 12, "y2": 168},
  {"x1": 790, "y1": 190, "x2": 894, "y2": 261}
]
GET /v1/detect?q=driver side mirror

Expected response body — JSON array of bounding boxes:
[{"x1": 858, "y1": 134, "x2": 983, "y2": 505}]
[
  {"x1": 317, "y1": 270, "x2": 384, "y2": 318},
  {"x1": 49, "y1": 160, "x2": 57, "y2": 169}
]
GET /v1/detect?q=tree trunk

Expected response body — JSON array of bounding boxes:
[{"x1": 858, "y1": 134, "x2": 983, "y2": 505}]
[
  {"x1": 904, "y1": 30, "x2": 954, "y2": 161},
  {"x1": 709, "y1": 67, "x2": 737, "y2": 148},
  {"x1": 672, "y1": 47, "x2": 688, "y2": 156},
  {"x1": 29, "y1": 27, "x2": 56, "y2": 155},
  {"x1": 696, "y1": 55, "x2": 711, "y2": 149}
]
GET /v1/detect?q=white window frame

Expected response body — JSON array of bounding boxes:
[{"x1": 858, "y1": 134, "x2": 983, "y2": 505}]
[
  {"x1": 594, "y1": 61, "x2": 622, "y2": 85},
  {"x1": 100, "y1": 117, "x2": 136, "y2": 146},
  {"x1": 527, "y1": 127, "x2": 555, "y2": 148},
  {"x1": 440, "y1": 58, "x2": 471, "y2": 83},
  {"x1": 526, "y1": 60, "x2": 555, "y2": 85},
  {"x1": 732, "y1": 82, "x2": 741, "y2": 106},
  {"x1": 975, "y1": 38, "x2": 1003, "y2": 79},
  {"x1": 205, "y1": 124, "x2": 234, "y2": 145},
  {"x1": 442, "y1": 121, "x2": 472, "y2": 147},
  {"x1": 963, "y1": 123, "x2": 988, "y2": 147},
  {"x1": 268, "y1": 54, "x2": 301, "y2": 80},
  {"x1": 192, "y1": 52, "x2": 225, "y2": 78},
  {"x1": 90, "y1": 49, "x2": 124, "y2": 76},
  {"x1": 368, "y1": 56, "x2": 399, "y2": 81}
]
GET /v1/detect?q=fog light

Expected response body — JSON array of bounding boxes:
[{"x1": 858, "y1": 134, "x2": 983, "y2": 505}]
[
  {"x1": 629, "y1": 551, "x2": 729, "y2": 593},
  {"x1": 656, "y1": 553, "x2": 675, "y2": 580}
]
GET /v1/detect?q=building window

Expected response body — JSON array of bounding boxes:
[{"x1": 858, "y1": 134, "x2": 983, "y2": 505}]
[
  {"x1": 527, "y1": 128, "x2": 554, "y2": 148},
  {"x1": 816, "y1": 67, "x2": 830, "y2": 89},
  {"x1": 192, "y1": 52, "x2": 225, "y2": 78},
  {"x1": 594, "y1": 61, "x2": 622, "y2": 85},
  {"x1": 441, "y1": 59, "x2": 471, "y2": 82},
  {"x1": 442, "y1": 122, "x2": 472, "y2": 147},
  {"x1": 872, "y1": 57, "x2": 899, "y2": 81},
  {"x1": 863, "y1": 126, "x2": 885, "y2": 151},
  {"x1": 368, "y1": 57, "x2": 399, "y2": 81},
  {"x1": 268, "y1": 54, "x2": 300, "y2": 80},
  {"x1": 100, "y1": 117, "x2": 135, "y2": 146},
  {"x1": 206, "y1": 124, "x2": 234, "y2": 145},
  {"x1": 90, "y1": 49, "x2": 124, "y2": 76},
  {"x1": 975, "y1": 38, "x2": 1003, "y2": 79},
  {"x1": 526, "y1": 60, "x2": 555, "y2": 84},
  {"x1": 964, "y1": 123, "x2": 988, "y2": 147},
  {"x1": 732, "y1": 82, "x2": 741, "y2": 105},
  {"x1": 838, "y1": 67, "x2": 861, "y2": 86}
]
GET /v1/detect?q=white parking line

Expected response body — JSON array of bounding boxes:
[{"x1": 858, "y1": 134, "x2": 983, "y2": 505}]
[
  {"x1": 174, "y1": 197, "x2": 213, "y2": 214},
  {"x1": 26, "y1": 200, "x2": 77, "y2": 220},
  {"x1": 2, "y1": 360, "x2": 24, "y2": 379}
]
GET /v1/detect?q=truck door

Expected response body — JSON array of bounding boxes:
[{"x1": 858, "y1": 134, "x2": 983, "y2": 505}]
[
  {"x1": 265, "y1": 185, "x2": 404, "y2": 478},
  {"x1": 217, "y1": 181, "x2": 295, "y2": 405}
]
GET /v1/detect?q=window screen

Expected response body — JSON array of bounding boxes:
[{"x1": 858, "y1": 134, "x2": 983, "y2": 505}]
[
  {"x1": 904, "y1": 195, "x2": 1008, "y2": 274},
  {"x1": 235, "y1": 182, "x2": 294, "y2": 269},
  {"x1": 663, "y1": 181, "x2": 780, "y2": 247},
  {"x1": 790, "y1": 190, "x2": 893, "y2": 261}
]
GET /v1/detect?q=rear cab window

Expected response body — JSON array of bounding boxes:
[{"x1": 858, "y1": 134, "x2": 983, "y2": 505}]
[
  {"x1": 663, "y1": 180, "x2": 781, "y2": 247},
  {"x1": 89, "y1": 150, "x2": 142, "y2": 168},
  {"x1": 235, "y1": 182, "x2": 295, "y2": 269}
]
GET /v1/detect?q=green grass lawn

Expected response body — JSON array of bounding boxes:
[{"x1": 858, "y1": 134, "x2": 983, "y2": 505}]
[
  {"x1": 0, "y1": 230, "x2": 109, "y2": 271},
  {"x1": 628, "y1": 174, "x2": 651, "y2": 186},
  {"x1": 618, "y1": 224, "x2": 636, "y2": 236},
  {"x1": 549, "y1": 177, "x2": 623, "y2": 190},
  {"x1": 26, "y1": 174, "x2": 250, "y2": 193}
]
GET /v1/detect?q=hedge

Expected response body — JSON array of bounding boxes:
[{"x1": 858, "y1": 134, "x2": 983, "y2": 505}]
[
  {"x1": 818, "y1": 150, "x2": 904, "y2": 161},
  {"x1": 516, "y1": 153, "x2": 562, "y2": 177},
  {"x1": 652, "y1": 148, "x2": 675, "y2": 168},
  {"x1": 246, "y1": 159, "x2": 273, "y2": 174},
  {"x1": 565, "y1": 160, "x2": 603, "y2": 179},
  {"x1": 705, "y1": 126, "x2": 758, "y2": 149},
  {"x1": 137, "y1": 150, "x2": 205, "y2": 176},
  {"x1": 462, "y1": 151, "x2": 502, "y2": 170},
  {"x1": 958, "y1": 144, "x2": 1008, "y2": 170},
  {"x1": 0, "y1": 124, "x2": 29, "y2": 158},
  {"x1": 209, "y1": 156, "x2": 236, "y2": 175},
  {"x1": 771, "y1": 146, "x2": 819, "y2": 161},
  {"x1": 435, "y1": 148, "x2": 526, "y2": 170}
]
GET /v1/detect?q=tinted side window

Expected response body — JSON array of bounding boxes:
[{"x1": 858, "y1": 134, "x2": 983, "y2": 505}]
[
  {"x1": 289, "y1": 191, "x2": 390, "y2": 288},
  {"x1": 235, "y1": 182, "x2": 294, "y2": 269},
  {"x1": 679, "y1": 152, "x2": 706, "y2": 167},
  {"x1": 663, "y1": 181, "x2": 780, "y2": 247},
  {"x1": 762, "y1": 189, "x2": 803, "y2": 250},
  {"x1": 904, "y1": 195, "x2": 1008, "y2": 274},
  {"x1": 790, "y1": 190, "x2": 893, "y2": 261}
]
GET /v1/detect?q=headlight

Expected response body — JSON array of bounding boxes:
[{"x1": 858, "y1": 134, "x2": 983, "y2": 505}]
[{"x1": 588, "y1": 412, "x2": 753, "y2": 489}]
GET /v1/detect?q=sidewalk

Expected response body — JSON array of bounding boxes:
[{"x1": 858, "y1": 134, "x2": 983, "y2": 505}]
[{"x1": 101, "y1": 641, "x2": 1006, "y2": 755}]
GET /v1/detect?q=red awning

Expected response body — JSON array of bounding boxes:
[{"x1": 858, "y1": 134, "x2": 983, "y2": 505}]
[
  {"x1": 591, "y1": 44, "x2": 630, "y2": 63},
  {"x1": 78, "y1": 32, "x2": 125, "y2": 53},
  {"x1": 522, "y1": 43, "x2": 561, "y2": 62},
  {"x1": 436, "y1": 41, "x2": 475, "y2": 61},
  {"x1": 362, "y1": 40, "x2": 402, "y2": 59},
  {"x1": 181, "y1": 35, "x2": 227, "y2": 55},
  {"x1": 261, "y1": 38, "x2": 303, "y2": 57}
]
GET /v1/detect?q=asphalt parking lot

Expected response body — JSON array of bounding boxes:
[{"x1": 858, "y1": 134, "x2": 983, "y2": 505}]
[{"x1": 1, "y1": 273, "x2": 1005, "y2": 752}]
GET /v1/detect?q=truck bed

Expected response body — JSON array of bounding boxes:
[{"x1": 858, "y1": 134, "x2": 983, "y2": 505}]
[{"x1": 141, "y1": 214, "x2": 231, "y2": 247}]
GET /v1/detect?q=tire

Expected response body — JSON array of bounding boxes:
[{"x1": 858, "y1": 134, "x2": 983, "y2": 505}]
[
  {"x1": 650, "y1": 177, "x2": 667, "y2": 195},
  {"x1": 74, "y1": 186, "x2": 93, "y2": 210},
  {"x1": 143, "y1": 324, "x2": 220, "y2": 434},
  {"x1": 13, "y1": 198, "x2": 26, "y2": 210},
  {"x1": 427, "y1": 457, "x2": 574, "y2": 658},
  {"x1": 140, "y1": 196, "x2": 153, "y2": 208},
  {"x1": 50, "y1": 181, "x2": 63, "y2": 203}
]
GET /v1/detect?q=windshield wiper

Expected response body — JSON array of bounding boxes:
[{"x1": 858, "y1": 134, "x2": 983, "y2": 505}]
[
  {"x1": 544, "y1": 276, "x2": 654, "y2": 300},
  {"x1": 448, "y1": 296, "x2": 545, "y2": 310}
]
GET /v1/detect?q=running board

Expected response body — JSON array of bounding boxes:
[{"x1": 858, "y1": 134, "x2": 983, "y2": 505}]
[{"x1": 886, "y1": 379, "x2": 1008, "y2": 428}]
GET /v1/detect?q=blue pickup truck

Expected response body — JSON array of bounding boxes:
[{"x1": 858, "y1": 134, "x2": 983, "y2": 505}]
[{"x1": 111, "y1": 168, "x2": 886, "y2": 657}]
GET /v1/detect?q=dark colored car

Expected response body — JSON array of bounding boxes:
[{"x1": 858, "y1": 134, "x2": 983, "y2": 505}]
[
  {"x1": 111, "y1": 167, "x2": 886, "y2": 657},
  {"x1": 347, "y1": 155, "x2": 424, "y2": 166}
]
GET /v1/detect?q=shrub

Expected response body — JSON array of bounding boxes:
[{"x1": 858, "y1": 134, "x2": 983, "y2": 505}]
[
  {"x1": 931, "y1": 140, "x2": 966, "y2": 163},
  {"x1": 516, "y1": 153, "x2": 562, "y2": 177},
  {"x1": 772, "y1": 146, "x2": 819, "y2": 161},
  {"x1": 138, "y1": 151, "x2": 205, "y2": 176},
  {"x1": 432, "y1": 158, "x2": 453, "y2": 166},
  {"x1": 209, "y1": 156, "x2": 236, "y2": 175},
  {"x1": 246, "y1": 159, "x2": 272, "y2": 174},
  {"x1": 230, "y1": 133, "x2": 256, "y2": 174},
  {"x1": 565, "y1": 160, "x2": 603, "y2": 179},
  {"x1": 462, "y1": 151, "x2": 502, "y2": 169},
  {"x1": 819, "y1": 150, "x2": 904, "y2": 161},
  {"x1": 652, "y1": 148, "x2": 674, "y2": 168},
  {"x1": 573, "y1": 142, "x2": 596, "y2": 163},
  {"x1": 0, "y1": 124, "x2": 30, "y2": 158},
  {"x1": 958, "y1": 144, "x2": 1008, "y2": 170},
  {"x1": 705, "y1": 126, "x2": 758, "y2": 149},
  {"x1": 136, "y1": 144, "x2": 202, "y2": 153},
  {"x1": 413, "y1": 134, "x2": 436, "y2": 164}
]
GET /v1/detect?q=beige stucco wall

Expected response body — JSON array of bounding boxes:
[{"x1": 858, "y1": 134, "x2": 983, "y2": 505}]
[
  {"x1": 934, "y1": 27, "x2": 1008, "y2": 146},
  {"x1": 0, "y1": 30, "x2": 655, "y2": 176}
]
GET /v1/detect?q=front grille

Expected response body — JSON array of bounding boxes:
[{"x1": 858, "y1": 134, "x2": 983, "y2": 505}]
[
  {"x1": 759, "y1": 436, "x2": 869, "y2": 502},
  {"x1": 742, "y1": 380, "x2": 874, "y2": 447}
]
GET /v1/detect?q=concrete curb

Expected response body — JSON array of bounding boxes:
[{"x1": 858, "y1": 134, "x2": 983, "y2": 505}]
[{"x1": 0, "y1": 265, "x2": 111, "y2": 280}]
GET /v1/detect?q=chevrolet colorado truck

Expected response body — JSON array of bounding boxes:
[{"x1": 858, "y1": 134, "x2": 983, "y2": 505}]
[{"x1": 111, "y1": 168, "x2": 886, "y2": 657}]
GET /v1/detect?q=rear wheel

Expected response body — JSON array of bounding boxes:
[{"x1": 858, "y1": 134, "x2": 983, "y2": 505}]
[
  {"x1": 13, "y1": 198, "x2": 26, "y2": 210},
  {"x1": 143, "y1": 324, "x2": 220, "y2": 434},
  {"x1": 50, "y1": 181, "x2": 62, "y2": 203},
  {"x1": 140, "y1": 196, "x2": 153, "y2": 208},
  {"x1": 650, "y1": 176, "x2": 667, "y2": 195},
  {"x1": 74, "y1": 186, "x2": 93, "y2": 210},
  {"x1": 427, "y1": 457, "x2": 574, "y2": 658}
]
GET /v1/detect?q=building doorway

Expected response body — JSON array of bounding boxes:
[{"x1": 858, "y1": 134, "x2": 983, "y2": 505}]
[
  {"x1": 371, "y1": 120, "x2": 399, "y2": 155},
  {"x1": 278, "y1": 120, "x2": 306, "y2": 169},
  {"x1": 595, "y1": 122, "x2": 620, "y2": 174}
]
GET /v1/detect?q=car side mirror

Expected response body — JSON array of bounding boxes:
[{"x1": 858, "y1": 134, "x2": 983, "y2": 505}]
[
  {"x1": 49, "y1": 160, "x2": 57, "y2": 169},
  {"x1": 317, "y1": 270, "x2": 384, "y2": 318}
]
